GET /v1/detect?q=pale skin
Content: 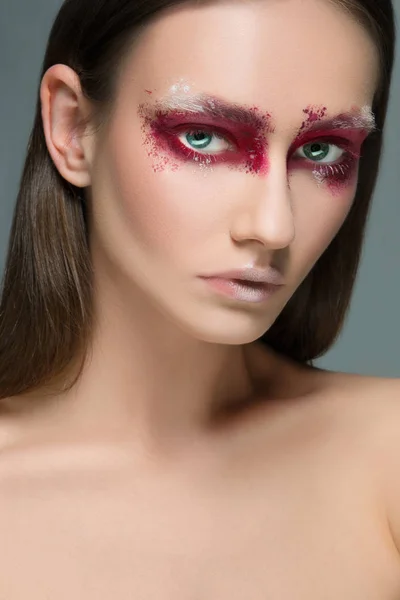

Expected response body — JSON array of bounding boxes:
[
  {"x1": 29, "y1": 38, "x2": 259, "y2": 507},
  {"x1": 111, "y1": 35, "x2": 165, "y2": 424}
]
[{"x1": 1, "y1": 0, "x2": 400, "y2": 597}]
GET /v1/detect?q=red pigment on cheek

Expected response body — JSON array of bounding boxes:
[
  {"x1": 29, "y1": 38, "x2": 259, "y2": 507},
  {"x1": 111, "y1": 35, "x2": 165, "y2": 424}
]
[
  {"x1": 319, "y1": 163, "x2": 358, "y2": 196},
  {"x1": 288, "y1": 157, "x2": 359, "y2": 195},
  {"x1": 138, "y1": 104, "x2": 180, "y2": 172},
  {"x1": 138, "y1": 101, "x2": 272, "y2": 176}
]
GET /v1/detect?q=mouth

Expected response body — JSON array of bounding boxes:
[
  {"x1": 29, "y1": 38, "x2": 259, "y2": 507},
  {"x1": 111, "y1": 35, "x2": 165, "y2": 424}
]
[{"x1": 200, "y1": 276, "x2": 282, "y2": 304}]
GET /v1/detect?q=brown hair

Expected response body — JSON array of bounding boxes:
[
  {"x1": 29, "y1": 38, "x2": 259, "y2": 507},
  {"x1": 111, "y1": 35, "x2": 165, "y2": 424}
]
[{"x1": 0, "y1": 0, "x2": 396, "y2": 402}]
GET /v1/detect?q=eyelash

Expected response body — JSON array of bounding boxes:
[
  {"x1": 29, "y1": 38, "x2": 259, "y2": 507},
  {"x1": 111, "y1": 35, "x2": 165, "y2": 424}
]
[
  {"x1": 172, "y1": 126, "x2": 358, "y2": 177},
  {"x1": 290, "y1": 135, "x2": 359, "y2": 181},
  {"x1": 172, "y1": 126, "x2": 237, "y2": 163}
]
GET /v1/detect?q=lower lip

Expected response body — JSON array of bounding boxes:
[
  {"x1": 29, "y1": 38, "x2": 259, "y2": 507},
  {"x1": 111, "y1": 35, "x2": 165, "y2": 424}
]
[{"x1": 200, "y1": 277, "x2": 280, "y2": 303}]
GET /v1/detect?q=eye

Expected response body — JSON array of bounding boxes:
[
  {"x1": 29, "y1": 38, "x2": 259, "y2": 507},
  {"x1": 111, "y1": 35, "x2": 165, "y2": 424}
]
[
  {"x1": 294, "y1": 141, "x2": 344, "y2": 164},
  {"x1": 177, "y1": 129, "x2": 233, "y2": 154}
]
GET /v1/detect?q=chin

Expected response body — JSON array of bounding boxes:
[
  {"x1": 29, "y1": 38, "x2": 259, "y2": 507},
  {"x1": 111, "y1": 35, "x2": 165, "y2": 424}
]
[{"x1": 176, "y1": 313, "x2": 275, "y2": 346}]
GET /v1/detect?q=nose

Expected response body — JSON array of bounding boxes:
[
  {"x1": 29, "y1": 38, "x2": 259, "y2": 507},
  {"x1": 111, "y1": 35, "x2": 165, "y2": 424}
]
[{"x1": 230, "y1": 157, "x2": 295, "y2": 250}]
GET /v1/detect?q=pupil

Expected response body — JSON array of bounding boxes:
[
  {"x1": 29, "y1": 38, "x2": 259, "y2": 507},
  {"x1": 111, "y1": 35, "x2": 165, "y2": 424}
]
[
  {"x1": 305, "y1": 142, "x2": 329, "y2": 161},
  {"x1": 187, "y1": 131, "x2": 211, "y2": 148},
  {"x1": 193, "y1": 132, "x2": 206, "y2": 141},
  {"x1": 311, "y1": 143, "x2": 322, "y2": 154}
]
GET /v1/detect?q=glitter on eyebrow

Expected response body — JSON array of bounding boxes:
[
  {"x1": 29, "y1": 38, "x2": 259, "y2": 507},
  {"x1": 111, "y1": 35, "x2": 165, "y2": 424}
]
[
  {"x1": 302, "y1": 105, "x2": 377, "y2": 134},
  {"x1": 152, "y1": 93, "x2": 272, "y2": 131},
  {"x1": 330, "y1": 106, "x2": 376, "y2": 131},
  {"x1": 300, "y1": 106, "x2": 328, "y2": 132}
]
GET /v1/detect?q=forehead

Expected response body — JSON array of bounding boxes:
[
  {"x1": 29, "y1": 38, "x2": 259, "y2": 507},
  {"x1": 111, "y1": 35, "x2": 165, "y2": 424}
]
[{"x1": 123, "y1": 0, "x2": 379, "y2": 126}]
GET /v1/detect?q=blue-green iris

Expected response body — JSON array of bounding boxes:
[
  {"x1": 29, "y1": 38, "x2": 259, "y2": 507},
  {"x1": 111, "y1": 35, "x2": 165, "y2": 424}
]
[
  {"x1": 303, "y1": 142, "x2": 330, "y2": 161},
  {"x1": 186, "y1": 131, "x2": 212, "y2": 149}
]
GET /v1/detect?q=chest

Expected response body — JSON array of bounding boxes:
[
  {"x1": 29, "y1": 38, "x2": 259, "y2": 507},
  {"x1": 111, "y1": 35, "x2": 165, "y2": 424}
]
[{"x1": 0, "y1": 452, "x2": 399, "y2": 600}]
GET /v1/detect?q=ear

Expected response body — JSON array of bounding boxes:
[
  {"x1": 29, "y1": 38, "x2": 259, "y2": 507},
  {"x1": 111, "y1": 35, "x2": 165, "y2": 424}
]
[{"x1": 40, "y1": 64, "x2": 96, "y2": 188}]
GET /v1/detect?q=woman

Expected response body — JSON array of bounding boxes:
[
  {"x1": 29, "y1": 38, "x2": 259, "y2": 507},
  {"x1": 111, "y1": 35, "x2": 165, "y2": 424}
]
[{"x1": 0, "y1": 0, "x2": 399, "y2": 596}]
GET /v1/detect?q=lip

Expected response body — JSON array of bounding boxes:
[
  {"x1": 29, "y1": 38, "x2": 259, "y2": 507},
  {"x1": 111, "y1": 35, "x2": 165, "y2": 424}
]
[
  {"x1": 201, "y1": 267, "x2": 285, "y2": 286},
  {"x1": 199, "y1": 275, "x2": 283, "y2": 304}
]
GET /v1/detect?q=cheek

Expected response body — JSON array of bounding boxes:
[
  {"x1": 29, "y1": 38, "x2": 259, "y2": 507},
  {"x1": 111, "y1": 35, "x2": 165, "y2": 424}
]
[
  {"x1": 289, "y1": 154, "x2": 360, "y2": 198},
  {"x1": 290, "y1": 160, "x2": 358, "y2": 212},
  {"x1": 289, "y1": 172, "x2": 356, "y2": 269},
  {"x1": 105, "y1": 123, "x2": 225, "y2": 258},
  {"x1": 310, "y1": 160, "x2": 359, "y2": 197}
]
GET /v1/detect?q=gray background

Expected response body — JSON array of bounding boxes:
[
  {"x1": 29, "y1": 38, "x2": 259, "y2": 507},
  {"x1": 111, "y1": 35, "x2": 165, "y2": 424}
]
[{"x1": 0, "y1": 0, "x2": 399, "y2": 377}]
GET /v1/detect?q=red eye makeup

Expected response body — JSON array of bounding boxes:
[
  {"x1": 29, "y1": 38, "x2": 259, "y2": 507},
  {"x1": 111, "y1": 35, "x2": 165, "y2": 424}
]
[
  {"x1": 288, "y1": 105, "x2": 376, "y2": 193},
  {"x1": 299, "y1": 105, "x2": 328, "y2": 132},
  {"x1": 138, "y1": 93, "x2": 273, "y2": 176},
  {"x1": 139, "y1": 93, "x2": 376, "y2": 195}
]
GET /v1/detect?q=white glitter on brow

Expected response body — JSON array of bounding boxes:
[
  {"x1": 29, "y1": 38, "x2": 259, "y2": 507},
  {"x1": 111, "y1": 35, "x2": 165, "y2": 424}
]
[
  {"x1": 156, "y1": 91, "x2": 269, "y2": 130},
  {"x1": 169, "y1": 78, "x2": 194, "y2": 95},
  {"x1": 331, "y1": 105, "x2": 376, "y2": 132}
]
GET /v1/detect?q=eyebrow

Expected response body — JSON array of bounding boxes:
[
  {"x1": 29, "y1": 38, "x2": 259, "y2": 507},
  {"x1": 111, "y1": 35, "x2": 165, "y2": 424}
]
[
  {"x1": 154, "y1": 93, "x2": 269, "y2": 130},
  {"x1": 299, "y1": 109, "x2": 377, "y2": 135},
  {"x1": 155, "y1": 92, "x2": 376, "y2": 134}
]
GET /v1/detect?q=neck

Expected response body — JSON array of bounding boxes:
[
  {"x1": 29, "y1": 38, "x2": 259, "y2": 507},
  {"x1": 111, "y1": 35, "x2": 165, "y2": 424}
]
[{"x1": 16, "y1": 270, "x2": 283, "y2": 460}]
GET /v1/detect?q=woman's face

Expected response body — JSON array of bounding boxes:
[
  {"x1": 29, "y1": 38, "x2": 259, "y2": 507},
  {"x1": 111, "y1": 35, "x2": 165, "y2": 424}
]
[{"x1": 87, "y1": 0, "x2": 378, "y2": 344}]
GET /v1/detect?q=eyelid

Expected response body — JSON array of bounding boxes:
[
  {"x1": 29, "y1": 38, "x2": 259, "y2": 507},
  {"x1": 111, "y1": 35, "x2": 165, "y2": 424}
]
[
  {"x1": 178, "y1": 129, "x2": 234, "y2": 154},
  {"x1": 308, "y1": 135, "x2": 354, "y2": 146},
  {"x1": 289, "y1": 136, "x2": 356, "y2": 160},
  {"x1": 297, "y1": 137, "x2": 349, "y2": 151},
  {"x1": 290, "y1": 129, "x2": 366, "y2": 152},
  {"x1": 173, "y1": 123, "x2": 238, "y2": 147},
  {"x1": 297, "y1": 135, "x2": 351, "y2": 148}
]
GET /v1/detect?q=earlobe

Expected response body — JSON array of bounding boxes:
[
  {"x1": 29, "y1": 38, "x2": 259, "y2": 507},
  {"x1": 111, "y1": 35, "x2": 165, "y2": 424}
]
[{"x1": 40, "y1": 64, "x2": 94, "y2": 189}]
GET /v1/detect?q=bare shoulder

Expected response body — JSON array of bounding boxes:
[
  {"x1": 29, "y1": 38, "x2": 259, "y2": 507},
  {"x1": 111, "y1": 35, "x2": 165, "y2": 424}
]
[
  {"x1": 301, "y1": 367, "x2": 400, "y2": 441},
  {"x1": 316, "y1": 368, "x2": 400, "y2": 408},
  {"x1": 315, "y1": 369, "x2": 400, "y2": 552},
  {"x1": 354, "y1": 373, "x2": 400, "y2": 551},
  {"x1": 320, "y1": 370, "x2": 400, "y2": 429}
]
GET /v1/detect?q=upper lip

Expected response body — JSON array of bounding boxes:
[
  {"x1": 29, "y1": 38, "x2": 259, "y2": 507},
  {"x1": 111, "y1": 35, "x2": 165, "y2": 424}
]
[{"x1": 202, "y1": 267, "x2": 285, "y2": 286}]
